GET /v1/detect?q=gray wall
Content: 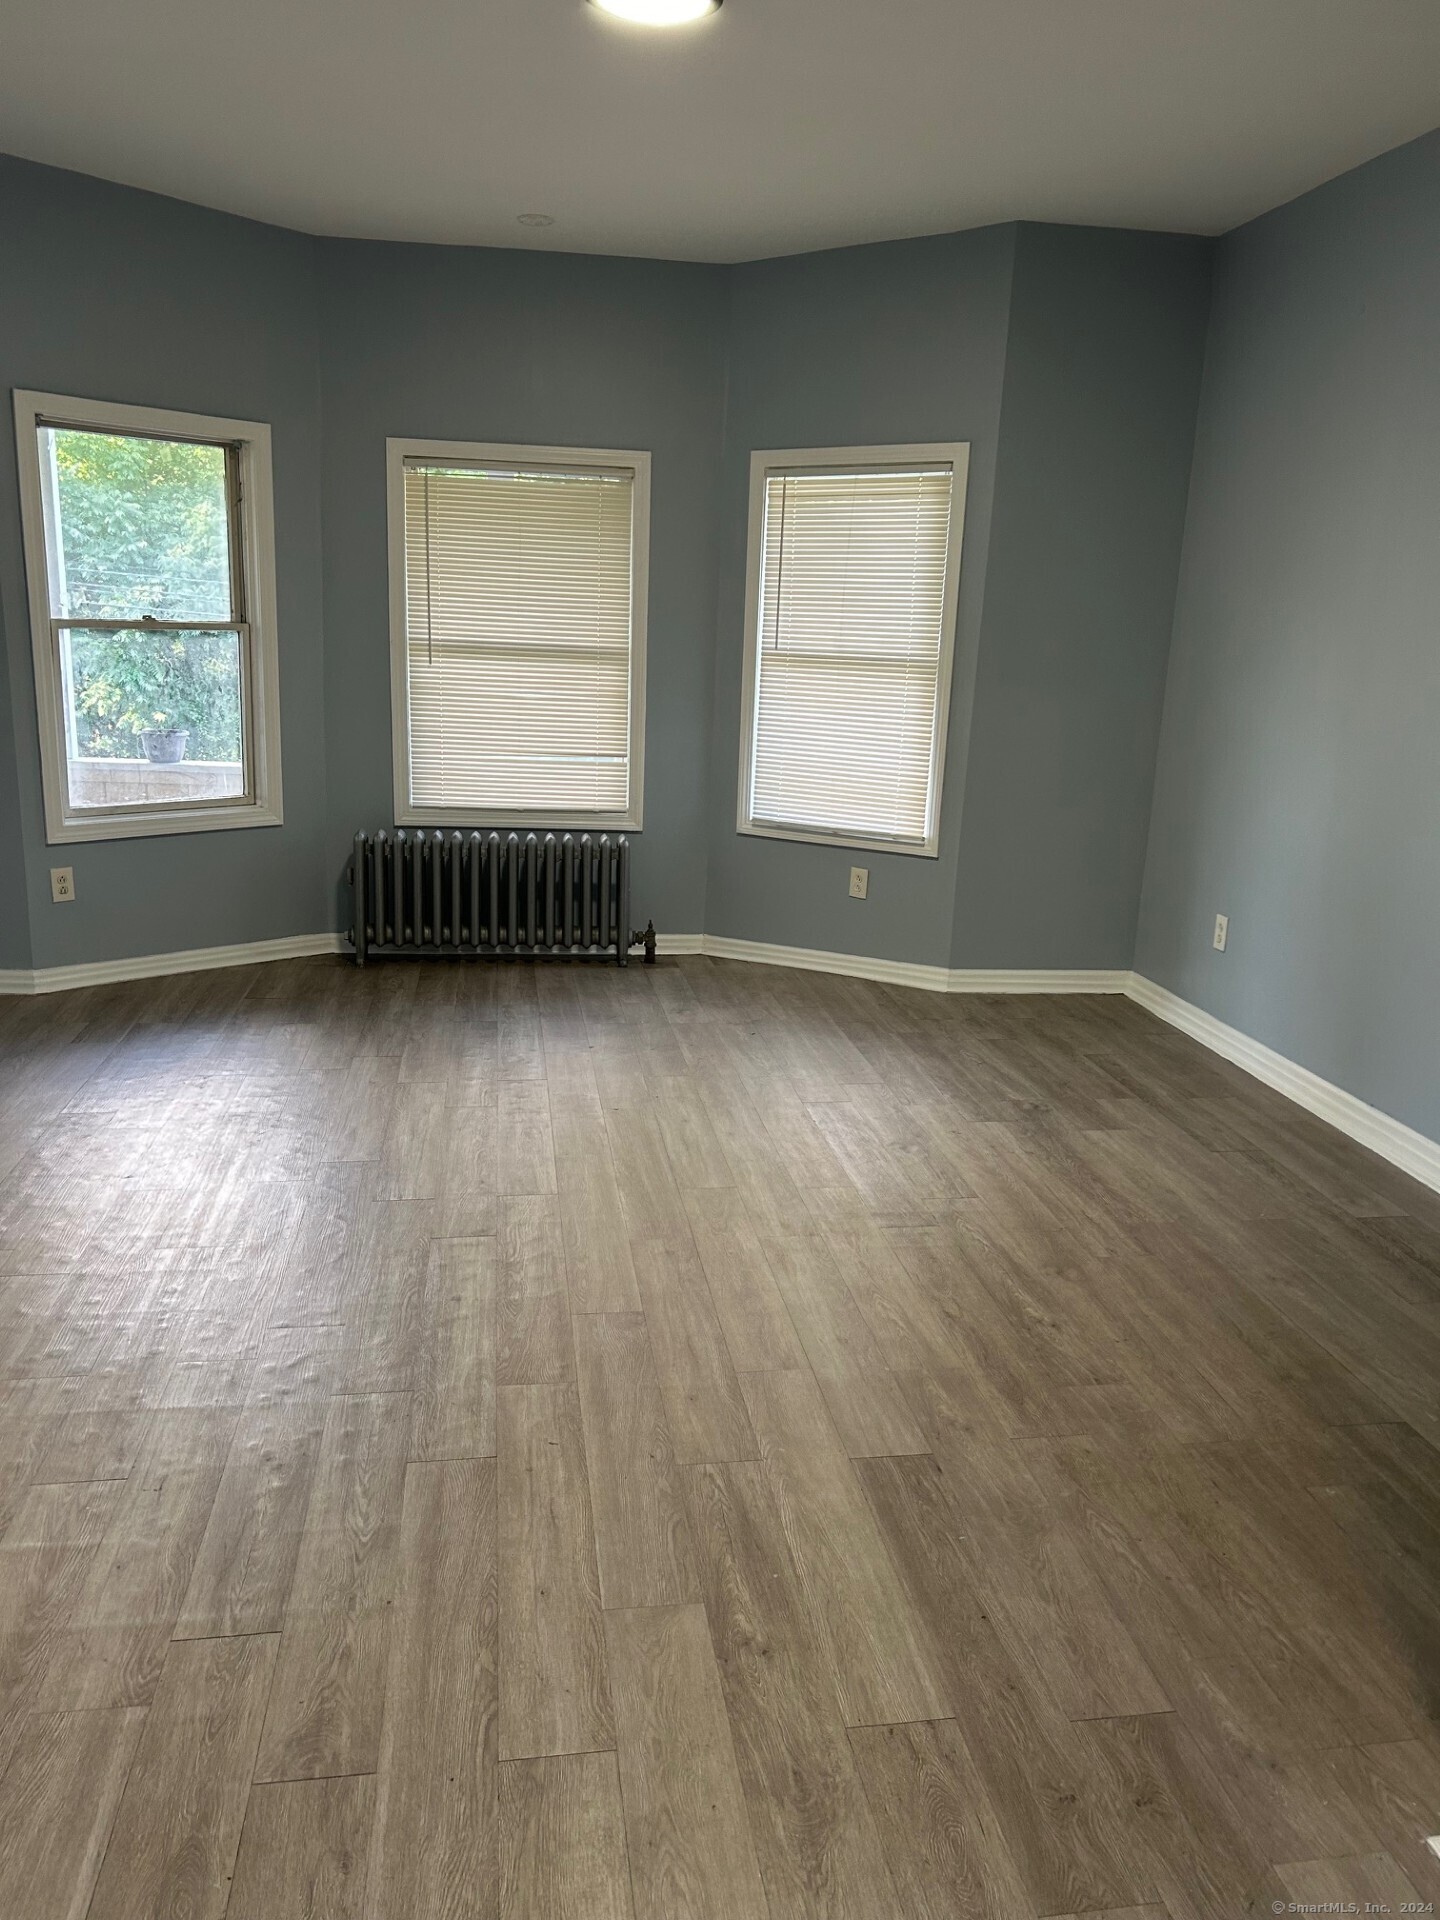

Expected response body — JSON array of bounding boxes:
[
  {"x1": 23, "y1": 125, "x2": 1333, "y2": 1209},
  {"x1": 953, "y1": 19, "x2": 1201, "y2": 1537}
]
[
  {"x1": 704, "y1": 222, "x2": 1212, "y2": 972},
  {"x1": 953, "y1": 224, "x2": 1212, "y2": 969},
  {"x1": 0, "y1": 170, "x2": 1215, "y2": 978},
  {"x1": 0, "y1": 156, "x2": 328, "y2": 969},
  {"x1": 316, "y1": 239, "x2": 728, "y2": 938},
  {"x1": 0, "y1": 587, "x2": 28, "y2": 970},
  {"x1": 1136, "y1": 131, "x2": 1440, "y2": 1141},
  {"x1": 705, "y1": 226, "x2": 1016, "y2": 966}
]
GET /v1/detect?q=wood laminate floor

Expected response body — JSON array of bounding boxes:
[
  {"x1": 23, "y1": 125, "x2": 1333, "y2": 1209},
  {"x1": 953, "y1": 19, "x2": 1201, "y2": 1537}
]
[{"x1": 0, "y1": 953, "x2": 1437, "y2": 1919}]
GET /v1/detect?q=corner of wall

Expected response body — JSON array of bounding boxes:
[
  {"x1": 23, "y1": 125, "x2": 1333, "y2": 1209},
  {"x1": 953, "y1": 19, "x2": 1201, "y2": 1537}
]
[
  {"x1": 950, "y1": 220, "x2": 1215, "y2": 975},
  {"x1": 1130, "y1": 249, "x2": 1218, "y2": 986}
]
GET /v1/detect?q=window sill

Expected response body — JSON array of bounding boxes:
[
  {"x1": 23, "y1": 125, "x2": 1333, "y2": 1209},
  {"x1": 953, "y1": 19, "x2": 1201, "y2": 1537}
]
[
  {"x1": 46, "y1": 801, "x2": 283, "y2": 846},
  {"x1": 737, "y1": 819, "x2": 938, "y2": 859}
]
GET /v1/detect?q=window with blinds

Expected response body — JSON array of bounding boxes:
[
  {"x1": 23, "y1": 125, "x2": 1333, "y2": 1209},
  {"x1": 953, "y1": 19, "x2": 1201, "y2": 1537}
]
[
  {"x1": 739, "y1": 446, "x2": 968, "y2": 857},
  {"x1": 391, "y1": 442, "x2": 648, "y2": 826}
]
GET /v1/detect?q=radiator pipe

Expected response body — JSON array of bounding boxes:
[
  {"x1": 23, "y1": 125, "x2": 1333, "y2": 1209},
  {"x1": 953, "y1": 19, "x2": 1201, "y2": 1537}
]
[
  {"x1": 352, "y1": 831, "x2": 368, "y2": 966},
  {"x1": 617, "y1": 838, "x2": 631, "y2": 967},
  {"x1": 506, "y1": 834, "x2": 520, "y2": 953},
  {"x1": 525, "y1": 847, "x2": 538, "y2": 950}
]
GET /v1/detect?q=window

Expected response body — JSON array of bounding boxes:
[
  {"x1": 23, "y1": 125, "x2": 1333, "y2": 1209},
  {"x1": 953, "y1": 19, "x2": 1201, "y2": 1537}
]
[
  {"x1": 737, "y1": 443, "x2": 969, "y2": 858},
  {"x1": 13, "y1": 391, "x2": 282, "y2": 844},
  {"x1": 388, "y1": 439, "x2": 649, "y2": 829}
]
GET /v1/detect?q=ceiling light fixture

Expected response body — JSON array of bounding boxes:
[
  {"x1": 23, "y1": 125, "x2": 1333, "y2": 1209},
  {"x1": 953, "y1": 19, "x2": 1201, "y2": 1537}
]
[
  {"x1": 589, "y1": 0, "x2": 721, "y2": 25},
  {"x1": 517, "y1": 213, "x2": 555, "y2": 227}
]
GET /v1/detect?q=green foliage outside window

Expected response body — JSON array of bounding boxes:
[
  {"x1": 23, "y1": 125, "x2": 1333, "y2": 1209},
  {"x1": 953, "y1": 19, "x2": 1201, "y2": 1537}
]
[
  {"x1": 53, "y1": 431, "x2": 243, "y2": 762},
  {"x1": 66, "y1": 627, "x2": 243, "y2": 762}
]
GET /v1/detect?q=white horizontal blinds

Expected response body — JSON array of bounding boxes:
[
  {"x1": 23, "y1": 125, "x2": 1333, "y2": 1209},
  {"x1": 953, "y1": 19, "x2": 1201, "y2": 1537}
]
[
  {"x1": 404, "y1": 459, "x2": 634, "y2": 812},
  {"x1": 750, "y1": 464, "x2": 955, "y2": 844}
]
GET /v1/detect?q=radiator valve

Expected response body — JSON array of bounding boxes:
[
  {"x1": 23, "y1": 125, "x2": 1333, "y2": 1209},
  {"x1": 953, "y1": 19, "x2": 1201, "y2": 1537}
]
[{"x1": 630, "y1": 920, "x2": 658, "y2": 965}]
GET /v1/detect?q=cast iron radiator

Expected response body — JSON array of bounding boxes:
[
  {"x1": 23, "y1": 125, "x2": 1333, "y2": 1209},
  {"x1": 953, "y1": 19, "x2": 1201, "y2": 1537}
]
[{"x1": 347, "y1": 829, "x2": 650, "y2": 966}]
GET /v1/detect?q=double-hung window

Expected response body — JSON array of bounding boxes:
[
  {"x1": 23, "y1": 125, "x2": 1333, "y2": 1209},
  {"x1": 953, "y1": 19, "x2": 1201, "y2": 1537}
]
[
  {"x1": 737, "y1": 443, "x2": 969, "y2": 857},
  {"x1": 388, "y1": 439, "x2": 649, "y2": 829},
  {"x1": 14, "y1": 391, "x2": 282, "y2": 843}
]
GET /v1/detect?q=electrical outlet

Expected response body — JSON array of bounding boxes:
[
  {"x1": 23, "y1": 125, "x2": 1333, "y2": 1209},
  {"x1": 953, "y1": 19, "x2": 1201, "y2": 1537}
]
[
  {"x1": 849, "y1": 866, "x2": 869, "y2": 900},
  {"x1": 50, "y1": 867, "x2": 75, "y2": 904},
  {"x1": 1212, "y1": 912, "x2": 1228, "y2": 952}
]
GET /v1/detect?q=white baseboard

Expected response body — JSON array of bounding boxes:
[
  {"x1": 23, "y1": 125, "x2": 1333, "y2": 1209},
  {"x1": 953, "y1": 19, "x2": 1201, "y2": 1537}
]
[
  {"x1": 945, "y1": 966, "x2": 1133, "y2": 995},
  {"x1": 682, "y1": 933, "x2": 1129, "y2": 995},
  {"x1": 0, "y1": 926, "x2": 1128, "y2": 999},
  {"x1": 700, "y1": 934, "x2": 951, "y2": 990},
  {"x1": 1127, "y1": 974, "x2": 1440, "y2": 1196},
  {"x1": 0, "y1": 932, "x2": 347, "y2": 996}
]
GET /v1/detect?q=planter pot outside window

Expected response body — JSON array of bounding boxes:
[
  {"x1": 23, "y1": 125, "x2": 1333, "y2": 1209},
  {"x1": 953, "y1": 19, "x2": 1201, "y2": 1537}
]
[{"x1": 139, "y1": 728, "x2": 190, "y2": 765}]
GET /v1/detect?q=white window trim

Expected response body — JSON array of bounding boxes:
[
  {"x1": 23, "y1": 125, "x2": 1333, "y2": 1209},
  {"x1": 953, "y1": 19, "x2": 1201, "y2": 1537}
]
[
  {"x1": 13, "y1": 390, "x2": 283, "y2": 847},
  {"x1": 386, "y1": 437, "x2": 650, "y2": 832},
  {"x1": 735, "y1": 441, "x2": 969, "y2": 860}
]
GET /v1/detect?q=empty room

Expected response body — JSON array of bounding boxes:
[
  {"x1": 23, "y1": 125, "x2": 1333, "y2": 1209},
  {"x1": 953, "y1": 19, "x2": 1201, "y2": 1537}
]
[{"x1": 0, "y1": 2, "x2": 1437, "y2": 1915}]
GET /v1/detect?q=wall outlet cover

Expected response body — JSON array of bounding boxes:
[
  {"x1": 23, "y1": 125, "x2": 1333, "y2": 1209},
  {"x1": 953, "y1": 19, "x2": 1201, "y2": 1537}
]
[
  {"x1": 1212, "y1": 912, "x2": 1228, "y2": 951},
  {"x1": 849, "y1": 867, "x2": 869, "y2": 900},
  {"x1": 50, "y1": 867, "x2": 75, "y2": 903}
]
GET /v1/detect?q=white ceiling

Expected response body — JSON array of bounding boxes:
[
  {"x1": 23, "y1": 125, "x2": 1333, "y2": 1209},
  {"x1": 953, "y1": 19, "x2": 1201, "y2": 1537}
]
[{"x1": 3, "y1": 1, "x2": 1437, "y2": 262}]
